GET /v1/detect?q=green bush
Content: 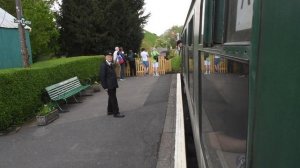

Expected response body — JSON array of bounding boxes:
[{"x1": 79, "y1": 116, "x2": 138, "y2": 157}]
[
  {"x1": 0, "y1": 56, "x2": 105, "y2": 131},
  {"x1": 171, "y1": 54, "x2": 182, "y2": 72},
  {"x1": 167, "y1": 49, "x2": 177, "y2": 60}
]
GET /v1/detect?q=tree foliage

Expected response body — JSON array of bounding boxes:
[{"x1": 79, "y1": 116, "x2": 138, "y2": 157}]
[
  {"x1": 23, "y1": 0, "x2": 59, "y2": 61},
  {"x1": 0, "y1": 0, "x2": 59, "y2": 62},
  {"x1": 158, "y1": 25, "x2": 183, "y2": 49},
  {"x1": 59, "y1": 0, "x2": 149, "y2": 56},
  {"x1": 0, "y1": 0, "x2": 15, "y2": 16},
  {"x1": 155, "y1": 38, "x2": 169, "y2": 48},
  {"x1": 141, "y1": 30, "x2": 159, "y2": 51}
]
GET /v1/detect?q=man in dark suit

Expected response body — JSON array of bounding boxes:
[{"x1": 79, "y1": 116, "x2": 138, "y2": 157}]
[{"x1": 100, "y1": 51, "x2": 125, "y2": 118}]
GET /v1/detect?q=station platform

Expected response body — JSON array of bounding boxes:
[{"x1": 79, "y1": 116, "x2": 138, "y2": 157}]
[{"x1": 0, "y1": 74, "x2": 181, "y2": 168}]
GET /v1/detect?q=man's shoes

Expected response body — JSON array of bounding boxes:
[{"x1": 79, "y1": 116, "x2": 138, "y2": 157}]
[
  {"x1": 113, "y1": 113, "x2": 125, "y2": 118},
  {"x1": 107, "y1": 112, "x2": 114, "y2": 115}
]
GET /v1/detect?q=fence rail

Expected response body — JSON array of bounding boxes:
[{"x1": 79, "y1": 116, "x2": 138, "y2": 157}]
[
  {"x1": 124, "y1": 57, "x2": 172, "y2": 77},
  {"x1": 200, "y1": 55, "x2": 247, "y2": 74},
  {"x1": 201, "y1": 55, "x2": 227, "y2": 73}
]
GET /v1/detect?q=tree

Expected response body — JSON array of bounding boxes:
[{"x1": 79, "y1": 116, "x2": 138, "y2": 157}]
[
  {"x1": 23, "y1": 0, "x2": 59, "y2": 61},
  {"x1": 0, "y1": 0, "x2": 59, "y2": 62},
  {"x1": 160, "y1": 25, "x2": 183, "y2": 49},
  {"x1": 59, "y1": 0, "x2": 100, "y2": 56},
  {"x1": 155, "y1": 38, "x2": 169, "y2": 48},
  {"x1": 141, "y1": 30, "x2": 159, "y2": 51},
  {"x1": 59, "y1": 0, "x2": 149, "y2": 56},
  {"x1": 0, "y1": 0, "x2": 15, "y2": 16},
  {"x1": 122, "y1": 0, "x2": 149, "y2": 52}
]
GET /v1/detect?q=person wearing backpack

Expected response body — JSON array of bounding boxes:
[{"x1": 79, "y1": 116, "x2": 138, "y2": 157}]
[
  {"x1": 118, "y1": 47, "x2": 126, "y2": 80},
  {"x1": 150, "y1": 47, "x2": 160, "y2": 76}
]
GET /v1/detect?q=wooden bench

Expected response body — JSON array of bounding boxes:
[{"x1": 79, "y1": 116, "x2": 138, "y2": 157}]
[{"x1": 45, "y1": 76, "x2": 90, "y2": 111}]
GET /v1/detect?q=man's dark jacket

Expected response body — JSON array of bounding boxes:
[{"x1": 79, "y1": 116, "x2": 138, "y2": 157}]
[{"x1": 100, "y1": 61, "x2": 118, "y2": 89}]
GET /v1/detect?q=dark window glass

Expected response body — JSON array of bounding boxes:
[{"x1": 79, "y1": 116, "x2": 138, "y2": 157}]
[
  {"x1": 183, "y1": 46, "x2": 189, "y2": 80},
  {"x1": 199, "y1": 0, "x2": 205, "y2": 44},
  {"x1": 188, "y1": 48, "x2": 194, "y2": 101},
  {"x1": 188, "y1": 17, "x2": 194, "y2": 46},
  {"x1": 213, "y1": 0, "x2": 225, "y2": 44},
  {"x1": 201, "y1": 53, "x2": 248, "y2": 168},
  {"x1": 226, "y1": 0, "x2": 253, "y2": 42},
  {"x1": 183, "y1": 29, "x2": 187, "y2": 45}
]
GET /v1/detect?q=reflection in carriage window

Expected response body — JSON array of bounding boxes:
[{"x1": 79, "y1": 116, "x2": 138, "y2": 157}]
[
  {"x1": 201, "y1": 54, "x2": 248, "y2": 75},
  {"x1": 201, "y1": 53, "x2": 249, "y2": 168},
  {"x1": 188, "y1": 49, "x2": 194, "y2": 101}
]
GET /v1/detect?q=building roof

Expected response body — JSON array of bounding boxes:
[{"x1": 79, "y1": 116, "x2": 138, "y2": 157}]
[{"x1": 0, "y1": 7, "x2": 30, "y2": 29}]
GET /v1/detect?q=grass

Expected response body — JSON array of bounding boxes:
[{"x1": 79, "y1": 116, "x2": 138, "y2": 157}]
[{"x1": 141, "y1": 30, "x2": 159, "y2": 51}]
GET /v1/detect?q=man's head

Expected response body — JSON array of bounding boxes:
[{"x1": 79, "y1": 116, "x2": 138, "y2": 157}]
[
  {"x1": 105, "y1": 51, "x2": 113, "y2": 62},
  {"x1": 176, "y1": 40, "x2": 182, "y2": 47},
  {"x1": 115, "y1": 47, "x2": 119, "y2": 51}
]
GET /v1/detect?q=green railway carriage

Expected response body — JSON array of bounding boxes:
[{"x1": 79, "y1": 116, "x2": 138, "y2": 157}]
[{"x1": 180, "y1": 0, "x2": 300, "y2": 168}]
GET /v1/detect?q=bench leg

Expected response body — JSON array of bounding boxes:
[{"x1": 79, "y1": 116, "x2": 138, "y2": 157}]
[
  {"x1": 73, "y1": 95, "x2": 82, "y2": 103},
  {"x1": 55, "y1": 101, "x2": 69, "y2": 112}
]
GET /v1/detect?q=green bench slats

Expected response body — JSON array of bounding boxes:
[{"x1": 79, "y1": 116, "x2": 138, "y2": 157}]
[
  {"x1": 54, "y1": 85, "x2": 90, "y2": 101},
  {"x1": 45, "y1": 76, "x2": 90, "y2": 111}
]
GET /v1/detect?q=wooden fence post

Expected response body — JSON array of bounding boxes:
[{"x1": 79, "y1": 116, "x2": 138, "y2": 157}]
[{"x1": 125, "y1": 57, "x2": 172, "y2": 77}]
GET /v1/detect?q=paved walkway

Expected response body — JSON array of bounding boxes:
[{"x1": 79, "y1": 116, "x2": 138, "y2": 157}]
[{"x1": 0, "y1": 74, "x2": 176, "y2": 168}]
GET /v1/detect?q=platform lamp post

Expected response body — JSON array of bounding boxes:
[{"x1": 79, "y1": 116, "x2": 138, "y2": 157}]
[{"x1": 14, "y1": 0, "x2": 31, "y2": 68}]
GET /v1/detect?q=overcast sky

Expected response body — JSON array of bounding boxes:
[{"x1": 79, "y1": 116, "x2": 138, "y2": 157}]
[{"x1": 143, "y1": 0, "x2": 192, "y2": 35}]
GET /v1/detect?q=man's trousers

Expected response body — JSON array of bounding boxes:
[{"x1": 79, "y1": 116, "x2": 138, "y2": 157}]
[{"x1": 107, "y1": 88, "x2": 119, "y2": 114}]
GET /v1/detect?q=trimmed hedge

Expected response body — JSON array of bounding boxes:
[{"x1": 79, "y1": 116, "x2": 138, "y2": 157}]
[{"x1": 0, "y1": 56, "x2": 105, "y2": 131}]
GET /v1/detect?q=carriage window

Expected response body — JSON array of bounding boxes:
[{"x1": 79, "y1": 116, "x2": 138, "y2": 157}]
[
  {"x1": 183, "y1": 29, "x2": 187, "y2": 45},
  {"x1": 213, "y1": 0, "x2": 225, "y2": 44},
  {"x1": 201, "y1": 53, "x2": 249, "y2": 168},
  {"x1": 188, "y1": 48, "x2": 194, "y2": 102},
  {"x1": 199, "y1": 0, "x2": 205, "y2": 44},
  {"x1": 188, "y1": 17, "x2": 194, "y2": 46},
  {"x1": 182, "y1": 44, "x2": 189, "y2": 82},
  {"x1": 226, "y1": 0, "x2": 253, "y2": 42}
]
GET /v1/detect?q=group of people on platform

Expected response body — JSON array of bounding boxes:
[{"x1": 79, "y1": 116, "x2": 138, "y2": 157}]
[
  {"x1": 140, "y1": 47, "x2": 160, "y2": 77},
  {"x1": 112, "y1": 46, "x2": 161, "y2": 80},
  {"x1": 99, "y1": 46, "x2": 161, "y2": 118},
  {"x1": 112, "y1": 46, "x2": 135, "y2": 81}
]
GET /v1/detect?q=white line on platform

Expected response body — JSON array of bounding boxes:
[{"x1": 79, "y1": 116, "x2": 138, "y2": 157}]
[{"x1": 174, "y1": 73, "x2": 187, "y2": 168}]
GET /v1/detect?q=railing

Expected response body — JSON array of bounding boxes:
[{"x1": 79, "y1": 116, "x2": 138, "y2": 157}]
[
  {"x1": 201, "y1": 55, "x2": 228, "y2": 73},
  {"x1": 200, "y1": 55, "x2": 246, "y2": 74},
  {"x1": 124, "y1": 57, "x2": 172, "y2": 77}
]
